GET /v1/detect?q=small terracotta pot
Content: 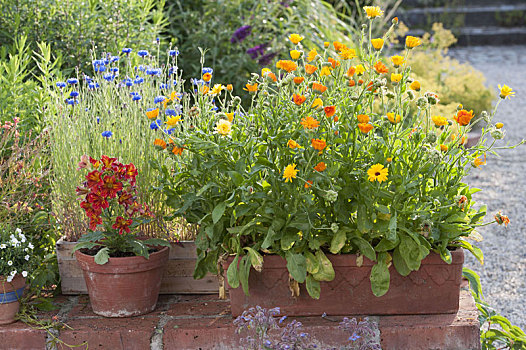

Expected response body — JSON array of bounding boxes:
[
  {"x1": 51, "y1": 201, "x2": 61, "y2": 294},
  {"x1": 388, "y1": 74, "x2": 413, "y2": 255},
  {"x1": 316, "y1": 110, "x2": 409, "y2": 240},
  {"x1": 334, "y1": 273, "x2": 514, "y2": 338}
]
[
  {"x1": 75, "y1": 247, "x2": 169, "y2": 317},
  {"x1": 0, "y1": 275, "x2": 26, "y2": 325},
  {"x1": 225, "y1": 249, "x2": 464, "y2": 317}
]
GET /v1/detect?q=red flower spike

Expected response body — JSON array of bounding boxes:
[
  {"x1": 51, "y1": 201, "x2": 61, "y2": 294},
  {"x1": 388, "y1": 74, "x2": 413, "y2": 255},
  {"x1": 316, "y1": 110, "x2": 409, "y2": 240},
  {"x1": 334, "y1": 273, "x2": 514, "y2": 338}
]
[
  {"x1": 89, "y1": 157, "x2": 101, "y2": 169},
  {"x1": 118, "y1": 191, "x2": 134, "y2": 207},
  {"x1": 125, "y1": 163, "x2": 138, "y2": 180},
  {"x1": 86, "y1": 170, "x2": 103, "y2": 188},
  {"x1": 87, "y1": 192, "x2": 109, "y2": 211},
  {"x1": 101, "y1": 155, "x2": 118, "y2": 170},
  {"x1": 89, "y1": 216, "x2": 102, "y2": 230},
  {"x1": 101, "y1": 176, "x2": 123, "y2": 198},
  {"x1": 112, "y1": 216, "x2": 133, "y2": 235}
]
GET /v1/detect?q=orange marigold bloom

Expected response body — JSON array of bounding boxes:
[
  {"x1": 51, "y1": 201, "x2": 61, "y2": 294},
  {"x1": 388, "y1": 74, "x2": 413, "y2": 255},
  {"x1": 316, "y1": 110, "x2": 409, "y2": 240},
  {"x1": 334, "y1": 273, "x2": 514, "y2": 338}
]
[
  {"x1": 374, "y1": 61, "x2": 388, "y2": 74},
  {"x1": 324, "y1": 106, "x2": 336, "y2": 118},
  {"x1": 367, "y1": 82, "x2": 377, "y2": 92},
  {"x1": 473, "y1": 153, "x2": 486, "y2": 168},
  {"x1": 307, "y1": 48, "x2": 318, "y2": 62},
  {"x1": 358, "y1": 123, "x2": 373, "y2": 134},
  {"x1": 200, "y1": 85, "x2": 209, "y2": 94},
  {"x1": 202, "y1": 73, "x2": 212, "y2": 82},
  {"x1": 172, "y1": 145, "x2": 184, "y2": 155},
  {"x1": 333, "y1": 116, "x2": 339, "y2": 122},
  {"x1": 358, "y1": 79, "x2": 364, "y2": 85},
  {"x1": 289, "y1": 34, "x2": 304, "y2": 44},
  {"x1": 304, "y1": 180, "x2": 313, "y2": 189},
  {"x1": 226, "y1": 84, "x2": 233, "y2": 91},
  {"x1": 293, "y1": 77, "x2": 305, "y2": 85},
  {"x1": 244, "y1": 83, "x2": 258, "y2": 92},
  {"x1": 305, "y1": 64, "x2": 318, "y2": 75},
  {"x1": 311, "y1": 138, "x2": 327, "y2": 153},
  {"x1": 153, "y1": 138, "x2": 167, "y2": 149},
  {"x1": 346, "y1": 66, "x2": 356, "y2": 77},
  {"x1": 293, "y1": 93, "x2": 307, "y2": 105},
  {"x1": 314, "y1": 162, "x2": 326, "y2": 172},
  {"x1": 146, "y1": 108, "x2": 159, "y2": 119},
  {"x1": 495, "y1": 211, "x2": 510, "y2": 227},
  {"x1": 440, "y1": 144, "x2": 448, "y2": 152},
  {"x1": 339, "y1": 48, "x2": 357, "y2": 60},
  {"x1": 405, "y1": 36, "x2": 422, "y2": 49},
  {"x1": 454, "y1": 109, "x2": 474, "y2": 126},
  {"x1": 276, "y1": 60, "x2": 298, "y2": 73},
  {"x1": 357, "y1": 114, "x2": 370, "y2": 123},
  {"x1": 300, "y1": 116, "x2": 320, "y2": 129},
  {"x1": 311, "y1": 82, "x2": 327, "y2": 94},
  {"x1": 287, "y1": 139, "x2": 301, "y2": 149},
  {"x1": 348, "y1": 80, "x2": 356, "y2": 87},
  {"x1": 328, "y1": 57, "x2": 340, "y2": 69},
  {"x1": 333, "y1": 41, "x2": 345, "y2": 52}
]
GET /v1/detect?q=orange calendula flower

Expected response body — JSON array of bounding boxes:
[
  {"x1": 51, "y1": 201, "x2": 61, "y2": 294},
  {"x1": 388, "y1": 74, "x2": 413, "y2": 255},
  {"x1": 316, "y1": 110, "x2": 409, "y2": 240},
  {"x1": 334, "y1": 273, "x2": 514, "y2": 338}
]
[
  {"x1": 153, "y1": 138, "x2": 167, "y2": 149},
  {"x1": 333, "y1": 116, "x2": 339, "y2": 122},
  {"x1": 311, "y1": 138, "x2": 327, "y2": 153},
  {"x1": 454, "y1": 109, "x2": 474, "y2": 126},
  {"x1": 320, "y1": 66, "x2": 332, "y2": 77},
  {"x1": 498, "y1": 84, "x2": 515, "y2": 99},
  {"x1": 311, "y1": 98, "x2": 323, "y2": 109},
  {"x1": 301, "y1": 116, "x2": 320, "y2": 130},
  {"x1": 367, "y1": 82, "x2": 376, "y2": 92},
  {"x1": 410, "y1": 80, "x2": 421, "y2": 91},
  {"x1": 346, "y1": 66, "x2": 356, "y2": 77},
  {"x1": 367, "y1": 164, "x2": 388, "y2": 183},
  {"x1": 244, "y1": 83, "x2": 258, "y2": 93},
  {"x1": 440, "y1": 144, "x2": 448, "y2": 152},
  {"x1": 293, "y1": 94, "x2": 307, "y2": 105},
  {"x1": 226, "y1": 84, "x2": 233, "y2": 91},
  {"x1": 289, "y1": 34, "x2": 304, "y2": 45},
  {"x1": 339, "y1": 48, "x2": 357, "y2": 60},
  {"x1": 328, "y1": 57, "x2": 340, "y2": 69},
  {"x1": 287, "y1": 139, "x2": 301, "y2": 149},
  {"x1": 290, "y1": 50, "x2": 302, "y2": 60},
  {"x1": 355, "y1": 64, "x2": 366, "y2": 75},
  {"x1": 432, "y1": 115, "x2": 448, "y2": 127},
  {"x1": 226, "y1": 113, "x2": 234, "y2": 122},
  {"x1": 276, "y1": 60, "x2": 298, "y2": 73},
  {"x1": 391, "y1": 73, "x2": 402, "y2": 83},
  {"x1": 172, "y1": 145, "x2": 184, "y2": 155},
  {"x1": 405, "y1": 36, "x2": 422, "y2": 49},
  {"x1": 146, "y1": 108, "x2": 159, "y2": 119},
  {"x1": 386, "y1": 157, "x2": 392, "y2": 163},
  {"x1": 200, "y1": 85, "x2": 210, "y2": 94},
  {"x1": 305, "y1": 64, "x2": 318, "y2": 75},
  {"x1": 358, "y1": 123, "x2": 373, "y2": 134},
  {"x1": 348, "y1": 80, "x2": 356, "y2": 87},
  {"x1": 314, "y1": 162, "x2": 326, "y2": 172},
  {"x1": 311, "y1": 82, "x2": 327, "y2": 94},
  {"x1": 358, "y1": 79, "x2": 364, "y2": 85},
  {"x1": 304, "y1": 180, "x2": 313, "y2": 189},
  {"x1": 357, "y1": 114, "x2": 370, "y2": 123},
  {"x1": 293, "y1": 77, "x2": 305, "y2": 85},
  {"x1": 390, "y1": 55, "x2": 405, "y2": 67},
  {"x1": 495, "y1": 122, "x2": 504, "y2": 129},
  {"x1": 333, "y1": 41, "x2": 345, "y2": 52},
  {"x1": 363, "y1": 6, "x2": 383, "y2": 19},
  {"x1": 202, "y1": 73, "x2": 212, "y2": 82},
  {"x1": 495, "y1": 211, "x2": 510, "y2": 227},
  {"x1": 262, "y1": 68, "x2": 277, "y2": 82},
  {"x1": 283, "y1": 163, "x2": 298, "y2": 182},
  {"x1": 387, "y1": 113, "x2": 401, "y2": 124},
  {"x1": 374, "y1": 61, "x2": 388, "y2": 74},
  {"x1": 324, "y1": 106, "x2": 336, "y2": 118},
  {"x1": 473, "y1": 154, "x2": 486, "y2": 168},
  {"x1": 307, "y1": 49, "x2": 318, "y2": 62},
  {"x1": 371, "y1": 38, "x2": 384, "y2": 50}
]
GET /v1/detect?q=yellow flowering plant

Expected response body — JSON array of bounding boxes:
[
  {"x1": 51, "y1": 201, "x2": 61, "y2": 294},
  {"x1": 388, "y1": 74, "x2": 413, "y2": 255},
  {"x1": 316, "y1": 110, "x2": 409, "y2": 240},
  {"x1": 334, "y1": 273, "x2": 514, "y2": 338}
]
[{"x1": 154, "y1": 8, "x2": 524, "y2": 299}]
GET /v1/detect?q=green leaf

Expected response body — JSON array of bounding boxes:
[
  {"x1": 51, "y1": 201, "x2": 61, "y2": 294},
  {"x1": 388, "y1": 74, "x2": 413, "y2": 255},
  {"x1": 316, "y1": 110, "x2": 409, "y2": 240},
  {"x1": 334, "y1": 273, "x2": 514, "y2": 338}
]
[
  {"x1": 227, "y1": 171, "x2": 244, "y2": 187},
  {"x1": 306, "y1": 275, "x2": 321, "y2": 299},
  {"x1": 239, "y1": 255, "x2": 252, "y2": 296},
  {"x1": 398, "y1": 234, "x2": 422, "y2": 271},
  {"x1": 370, "y1": 261, "x2": 390, "y2": 297},
  {"x1": 387, "y1": 211, "x2": 397, "y2": 241},
  {"x1": 227, "y1": 256, "x2": 240, "y2": 289},
  {"x1": 212, "y1": 201, "x2": 227, "y2": 224},
  {"x1": 305, "y1": 251, "x2": 319, "y2": 274},
  {"x1": 392, "y1": 246, "x2": 411, "y2": 276},
  {"x1": 261, "y1": 228, "x2": 277, "y2": 249},
  {"x1": 129, "y1": 240, "x2": 149, "y2": 259},
  {"x1": 312, "y1": 250, "x2": 335, "y2": 282},
  {"x1": 462, "y1": 268, "x2": 483, "y2": 300},
  {"x1": 77, "y1": 231, "x2": 105, "y2": 243},
  {"x1": 329, "y1": 229, "x2": 347, "y2": 254},
  {"x1": 458, "y1": 240, "x2": 483, "y2": 265},
  {"x1": 94, "y1": 247, "x2": 110, "y2": 265},
  {"x1": 281, "y1": 231, "x2": 299, "y2": 251},
  {"x1": 72, "y1": 241, "x2": 98, "y2": 254},
  {"x1": 374, "y1": 235, "x2": 399, "y2": 252},
  {"x1": 357, "y1": 205, "x2": 372, "y2": 233},
  {"x1": 351, "y1": 237, "x2": 376, "y2": 261},
  {"x1": 142, "y1": 238, "x2": 171, "y2": 247},
  {"x1": 286, "y1": 252, "x2": 307, "y2": 283},
  {"x1": 245, "y1": 247, "x2": 263, "y2": 272}
]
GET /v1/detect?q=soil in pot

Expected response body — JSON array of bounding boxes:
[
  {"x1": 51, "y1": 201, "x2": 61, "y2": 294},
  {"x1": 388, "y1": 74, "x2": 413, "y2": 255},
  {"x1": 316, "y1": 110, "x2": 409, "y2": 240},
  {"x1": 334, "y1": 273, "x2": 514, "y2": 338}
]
[{"x1": 0, "y1": 275, "x2": 26, "y2": 325}]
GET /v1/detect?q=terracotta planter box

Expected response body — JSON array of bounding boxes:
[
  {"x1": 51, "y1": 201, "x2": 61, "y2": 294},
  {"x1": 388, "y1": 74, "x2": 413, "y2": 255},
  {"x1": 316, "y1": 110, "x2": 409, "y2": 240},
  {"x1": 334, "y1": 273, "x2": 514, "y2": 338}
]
[
  {"x1": 56, "y1": 238, "x2": 218, "y2": 295},
  {"x1": 0, "y1": 275, "x2": 26, "y2": 325},
  {"x1": 226, "y1": 249, "x2": 464, "y2": 317}
]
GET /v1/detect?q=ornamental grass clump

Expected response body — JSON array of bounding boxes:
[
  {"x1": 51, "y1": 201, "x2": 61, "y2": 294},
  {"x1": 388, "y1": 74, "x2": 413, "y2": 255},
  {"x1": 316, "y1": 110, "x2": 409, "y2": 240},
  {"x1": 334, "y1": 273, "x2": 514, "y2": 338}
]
[{"x1": 153, "y1": 7, "x2": 523, "y2": 298}]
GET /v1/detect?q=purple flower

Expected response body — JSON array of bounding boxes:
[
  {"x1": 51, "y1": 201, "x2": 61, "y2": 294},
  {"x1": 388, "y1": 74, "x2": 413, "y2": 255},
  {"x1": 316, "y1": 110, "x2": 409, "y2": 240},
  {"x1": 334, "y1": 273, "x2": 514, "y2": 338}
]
[
  {"x1": 101, "y1": 131, "x2": 113, "y2": 138},
  {"x1": 168, "y1": 50, "x2": 179, "y2": 57},
  {"x1": 154, "y1": 96, "x2": 166, "y2": 104},
  {"x1": 231, "y1": 25, "x2": 252, "y2": 43},
  {"x1": 258, "y1": 52, "x2": 278, "y2": 66},
  {"x1": 247, "y1": 44, "x2": 267, "y2": 59}
]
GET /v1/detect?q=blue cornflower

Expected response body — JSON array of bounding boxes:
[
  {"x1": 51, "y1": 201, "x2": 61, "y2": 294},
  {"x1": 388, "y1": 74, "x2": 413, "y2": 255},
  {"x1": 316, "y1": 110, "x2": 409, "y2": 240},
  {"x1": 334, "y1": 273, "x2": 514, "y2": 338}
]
[
  {"x1": 67, "y1": 78, "x2": 78, "y2": 85},
  {"x1": 211, "y1": 106, "x2": 218, "y2": 111},
  {"x1": 202, "y1": 67, "x2": 213, "y2": 74},
  {"x1": 103, "y1": 74, "x2": 115, "y2": 81},
  {"x1": 138, "y1": 50, "x2": 149, "y2": 57},
  {"x1": 154, "y1": 96, "x2": 166, "y2": 104},
  {"x1": 160, "y1": 83, "x2": 170, "y2": 90},
  {"x1": 56, "y1": 82, "x2": 66, "y2": 88},
  {"x1": 94, "y1": 65, "x2": 106, "y2": 73},
  {"x1": 348, "y1": 333, "x2": 361, "y2": 342},
  {"x1": 88, "y1": 82, "x2": 100, "y2": 89},
  {"x1": 173, "y1": 80, "x2": 177, "y2": 86},
  {"x1": 168, "y1": 49, "x2": 179, "y2": 57},
  {"x1": 191, "y1": 78, "x2": 205, "y2": 86},
  {"x1": 279, "y1": 316, "x2": 287, "y2": 324},
  {"x1": 132, "y1": 94, "x2": 142, "y2": 101},
  {"x1": 146, "y1": 68, "x2": 161, "y2": 76},
  {"x1": 165, "y1": 108, "x2": 179, "y2": 116},
  {"x1": 110, "y1": 56, "x2": 120, "y2": 62},
  {"x1": 110, "y1": 67, "x2": 119, "y2": 73},
  {"x1": 122, "y1": 48, "x2": 132, "y2": 54},
  {"x1": 96, "y1": 117, "x2": 100, "y2": 124},
  {"x1": 70, "y1": 91, "x2": 79, "y2": 98},
  {"x1": 163, "y1": 128, "x2": 174, "y2": 135},
  {"x1": 66, "y1": 99, "x2": 77, "y2": 105},
  {"x1": 124, "y1": 78, "x2": 133, "y2": 87},
  {"x1": 101, "y1": 131, "x2": 113, "y2": 138},
  {"x1": 156, "y1": 37, "x2": 160, "y2": 44},
  {"x1": 168, "y1": 67, "x2": 177, "y2": 76},
  {"x1": 134, "y1": 76, "x2": 144, "y2": 84},
  {"x1": 150, "y1": 119, "x2": 162, "y2": 130},
  {"x1": 264, "y1": 340, "x2": 272, "y2": 348},
  {"x1": 84, "y1": 75, "x2": 93, "y2": 83}
]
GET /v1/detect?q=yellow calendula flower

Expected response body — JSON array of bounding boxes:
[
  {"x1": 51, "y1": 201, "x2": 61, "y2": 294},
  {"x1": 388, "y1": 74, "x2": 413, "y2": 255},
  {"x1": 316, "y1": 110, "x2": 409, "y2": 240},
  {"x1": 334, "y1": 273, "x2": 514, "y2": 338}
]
[
  {"x1": 363, "y1": 6, "x2": 383, "y2": 19},
  {"x1": 166, "y1": 115, "x2": 182, "y2": 128},
  {"x1": 495, "y1": 122, "x2": 504, "y2": 129},
  {"x1": 287, "y1": 139, "x2": 301, "y2": 149},
  {"x1": 216, "y1": 119, "x2": 232, "y2": 136},
  {"x1": 391, "y1": 73, "x2": 402, "y2": 83},
  {"x1": 367, "y1": 164, "x2": 388, "y2": 183},
  {"x1": 289, "y1": 34, "x2": 304, "y2": 45},
  {"x1": 210, "y1": 84, "x2": 224, "y2": 96},
  {"x1": 324, "y1": 42, "x2": 330, "y2": 48},
  {"x1": 226, "y1": 112, "x2": 234, "y2": 122},
  {"x1": 283, "y1": 164, "x2": 298, "y2": 182},
  {"x1": 473, "y1": 154, "x2": 486, "y2": 168},
  {"x1": 371, "y1": 38, "x2": 384, "y2": 51},
  {"x1": 431, "y1": 115, "x2": 448, "y2": 127},
  {"x1": 290, "y1": 49, "x2": 302, "y2": 60},
  {"x1": 410, "y1": 81, "x2": 421, "y2": 91},
  {"x1": 244, "y1": 83, "x2": 258, "y2": 93},
  {"x1": 498, "y1": 84, "x2": 515, "y2": 99},
  {"x1": 320, "y1": 66, "x2": 332, "y2": 77},
  {"x1": 440, "y1": 144, "x2": 448, "y2": 152},
  {"x1": 276, "y1": 60, "x2": 298, "y2": 73},
  {"x1": 387, "y1": 113, "x2": 401, "y2": 124},
  {"x1": 307, "y1": 48, "x2": 318, "y2": 62},
  {"x1": 339, "y1": 48, "x2": 357, "y2": 60},
  {"x1": 357, "y1": 114, "x2": 370, "y2": 123},
  {"x1": 390, "y1": 55, "x2": 405, "y2": 67},
  {"x1": 146, "y1": 108, "x2": 159, "y2": 119},
  {"x1": 355, "y1": 64, "x2": 366, "y2": 75},
  {"x1": 405, "y1": 36, "x2": 422, "y2": 49},
  {"x1": 311, "y1": 98, "x2": 323, "y2": 109}
]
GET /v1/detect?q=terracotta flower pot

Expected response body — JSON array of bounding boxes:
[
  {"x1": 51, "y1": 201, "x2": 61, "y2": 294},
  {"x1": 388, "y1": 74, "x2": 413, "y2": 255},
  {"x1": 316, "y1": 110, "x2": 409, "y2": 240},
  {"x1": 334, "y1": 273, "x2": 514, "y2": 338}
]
[
  {"x1": 0, "y1": 275, "x2": 26, "y2": 325},
  {"x1": 226, "y1": 249, "x2": 464, "y2": 317},
  {"x1": 75, "y1": 246, "x2": 169, "y2": 317}
]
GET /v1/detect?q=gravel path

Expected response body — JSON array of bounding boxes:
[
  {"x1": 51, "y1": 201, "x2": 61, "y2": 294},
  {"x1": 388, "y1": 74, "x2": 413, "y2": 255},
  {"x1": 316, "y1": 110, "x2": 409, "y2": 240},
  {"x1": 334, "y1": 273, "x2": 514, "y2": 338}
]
[{"x1": 448, "y1": 45, "x2": 526, "y2": 329}]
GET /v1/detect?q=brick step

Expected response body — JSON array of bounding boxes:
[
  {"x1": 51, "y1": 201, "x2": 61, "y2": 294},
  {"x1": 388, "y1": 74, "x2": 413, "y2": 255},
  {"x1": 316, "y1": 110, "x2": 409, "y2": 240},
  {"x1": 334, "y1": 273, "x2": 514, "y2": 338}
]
[
  {"x1": 397, "y1": 4, "x2": 526, "y2": 28},
  {"x1": 0, "y1": 289, "x2": 481, "y2": 350},
  {"x1": 407, "y1": 26, "x2": 526, "y2": 46}
]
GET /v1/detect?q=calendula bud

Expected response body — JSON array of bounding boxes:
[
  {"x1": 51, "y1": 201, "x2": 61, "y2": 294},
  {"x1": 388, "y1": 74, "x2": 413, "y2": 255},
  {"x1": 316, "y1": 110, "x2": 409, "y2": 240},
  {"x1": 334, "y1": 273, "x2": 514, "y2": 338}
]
[
  {"x1": 232, "y1": 96, "x2": 241, "y2": 107},
  {"x1": 392, "y1": 17, "x2": 399, "y2": 25},
  {"x1": 429, "y1": 149, "x2": 441, "y2": 164},
  {"x1": 324, "y1": 190, "x2": 338, "y2": 203},
  {"x1": 321, "y1": 62, "x2": 333, "y2": 68},
  {"x1": 456, "y1": 104, "x2": 463, "y2": 111},
  {"x1": 426, "y1": 133, "x2": 437, "y2": 144},
  {"x1": 226, "y1": 84, "x2": 233, "y2": 91},
  {"x1": 362, "y1": 24, "x2": 368, "y2": 30},
  {"x1": 386, "y1": 91, "x2": 396, "y2": 99},
  {"x1": 481, "y1": 110, "x2": 490, "y2": 123},
  {"x1": 330, "y1": 223, "x2": 339, "y2": 234},
  {"x1": 491, "y1": 128, "x2": 504, "y2": 140},
  {"x1": 416, "y1": 97, "x2": 427, "y2": 109},
  {"x1": 407, "y1": 90, "x2": 416, "y2": 100}
]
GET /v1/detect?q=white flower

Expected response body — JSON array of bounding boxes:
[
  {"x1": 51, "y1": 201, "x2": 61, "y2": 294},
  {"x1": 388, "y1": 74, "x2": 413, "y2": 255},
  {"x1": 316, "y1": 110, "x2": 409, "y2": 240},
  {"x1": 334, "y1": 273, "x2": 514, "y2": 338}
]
[
  {"x1": 28, "y1": 243, "x2": 34, "y2": 250},
  {"x1": 25, "y1": 255, "x2": 30, "y2": 261},
  {"x1": 15, "y1": 228, "x2": 22, "y2": 234},
  {"x1": 0, "y1": 244, "x2": 5, "y2": 249},
  {"x1": 24, "y1": 248, "x2": 29, "y2": 252},
  {"x1": 22, "y1": 271, "x2": 28, "y2": 278},
  {"x1": 6, "y1": 275, "x2": 13, "y2": 282},
  {"x1": 7, "y1": 260, "x2": 13, "y2": 266},
  {"x1": 20, "y1": 235, "x2": 26, "y2": 243}
]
